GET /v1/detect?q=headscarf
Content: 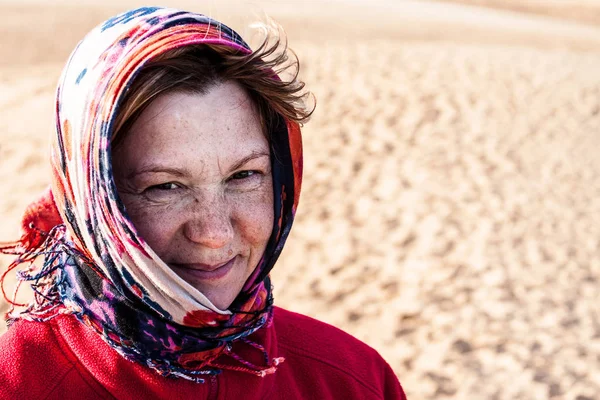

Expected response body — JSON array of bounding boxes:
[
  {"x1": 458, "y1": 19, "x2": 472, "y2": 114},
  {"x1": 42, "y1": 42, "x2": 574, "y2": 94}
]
[{"x1": 0, "y1": 7, "x2": 303, "y2": 383}]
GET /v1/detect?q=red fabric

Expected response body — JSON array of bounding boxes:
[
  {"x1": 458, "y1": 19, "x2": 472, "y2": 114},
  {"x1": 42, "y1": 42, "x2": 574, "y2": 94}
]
[
  {"x1": 19, "y1": 186, "x2": 62, "y2": 250},
  {"x1": 0, "y1": 307, "x2": 406, "y2": 399}
]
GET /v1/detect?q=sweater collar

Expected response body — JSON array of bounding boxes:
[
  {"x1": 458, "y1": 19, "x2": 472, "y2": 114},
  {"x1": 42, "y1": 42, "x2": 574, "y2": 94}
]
[{"x1": 52, "y1": 310, "x2": 280, "y2": 395}]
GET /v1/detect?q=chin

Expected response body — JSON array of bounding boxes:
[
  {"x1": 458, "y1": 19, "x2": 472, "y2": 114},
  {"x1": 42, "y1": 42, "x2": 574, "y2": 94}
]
[
  {"x1": 195, "y1": 286, "x2": 241, "y2": 311},
  {"x1": 207, "y1": 294, "x2": 236, "y2": 311}
]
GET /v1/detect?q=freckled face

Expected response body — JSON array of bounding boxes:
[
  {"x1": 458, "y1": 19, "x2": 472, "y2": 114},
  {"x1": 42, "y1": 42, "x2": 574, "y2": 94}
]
[{"x1": 112, "y1": 82, "x2": 274, "y2": 310}]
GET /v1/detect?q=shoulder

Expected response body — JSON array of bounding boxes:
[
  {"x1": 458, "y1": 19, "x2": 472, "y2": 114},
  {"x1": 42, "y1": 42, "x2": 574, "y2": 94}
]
[
  {"x1": 273, "y1": 307, "x2": 406, "y2": 400},
  {"x1": 274, "y1": 306, "x2": 379, "y2": 359},
  {"x1": 0, "y1": 316, "x2": 104, "y2": 399},
  {"x1": 0, "y1": 318, "x2": 68, "y2": 397}
]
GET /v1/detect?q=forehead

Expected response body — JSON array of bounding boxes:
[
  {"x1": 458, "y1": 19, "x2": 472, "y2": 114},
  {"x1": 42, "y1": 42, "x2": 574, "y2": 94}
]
[
  {"x1": 143, "y1": 82, "x2": 257, "y2": 126},
  {"x1": 116, "y1": 82, "x2": 269, "y2": 168}
]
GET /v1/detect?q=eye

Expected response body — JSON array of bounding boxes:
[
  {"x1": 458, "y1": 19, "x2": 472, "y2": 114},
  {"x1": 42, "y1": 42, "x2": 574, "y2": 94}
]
[
  {"x1": 230, "y1": 170, "x2": 259, "y2": 180},
  {"x1": 146, "y1": 182, "x2": 180, "y2": 191},
  {"x1": 141, "y1": 182, "x2": 183, "y2": 203},
  {"x1": 227, "y1": 170, "x2": 265, "y2": 191}
]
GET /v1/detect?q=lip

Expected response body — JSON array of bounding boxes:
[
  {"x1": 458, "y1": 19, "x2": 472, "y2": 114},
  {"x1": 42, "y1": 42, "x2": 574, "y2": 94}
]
[{"x1": 170, "y1": 257, "x2": 236, "y2": 281}]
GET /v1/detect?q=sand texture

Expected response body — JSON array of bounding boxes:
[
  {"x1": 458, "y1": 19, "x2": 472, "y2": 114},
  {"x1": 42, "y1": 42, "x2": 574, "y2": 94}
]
[{"x1": 1, "y1": 1, "x2": 600, "y2": 399}]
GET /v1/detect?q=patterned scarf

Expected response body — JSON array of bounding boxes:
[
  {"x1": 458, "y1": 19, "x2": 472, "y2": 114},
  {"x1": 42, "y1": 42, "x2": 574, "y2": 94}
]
[{"x1": 0, "y1": 7, "x2": 303, "y2": 382}]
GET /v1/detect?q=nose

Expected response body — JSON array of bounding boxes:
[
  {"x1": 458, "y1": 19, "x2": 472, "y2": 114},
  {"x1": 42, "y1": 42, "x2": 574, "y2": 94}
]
[{"x1": 183, "y1": 195, "x2": 234, "y2": 249}]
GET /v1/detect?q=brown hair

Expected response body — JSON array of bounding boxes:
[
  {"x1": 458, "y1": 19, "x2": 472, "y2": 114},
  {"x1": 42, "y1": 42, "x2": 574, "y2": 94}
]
[{"x1": 111, "y1": 33, "x2": 314, "y2": 149}]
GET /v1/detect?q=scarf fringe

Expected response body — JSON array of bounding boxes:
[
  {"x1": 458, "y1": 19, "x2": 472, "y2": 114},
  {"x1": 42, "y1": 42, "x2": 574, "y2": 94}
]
[
  {"x1": 215, "y1": 340, "x2": 285, "y2": 378},
  {"x1": 0, "y1": 224, "x2": 69, "y2": 326},
  {"x1": 0, "y1": 187, "x2": 63, "y2": 313}
]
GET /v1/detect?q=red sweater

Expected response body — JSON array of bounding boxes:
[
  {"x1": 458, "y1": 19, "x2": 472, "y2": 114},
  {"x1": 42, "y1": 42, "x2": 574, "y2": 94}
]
[{"x1": 0, "y1": 307, "x2": 405, "y2": 399}]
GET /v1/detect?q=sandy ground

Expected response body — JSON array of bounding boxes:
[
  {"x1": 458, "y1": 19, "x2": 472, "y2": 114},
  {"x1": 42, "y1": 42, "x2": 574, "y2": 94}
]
[
  {"x1": 1, "y1": 1, "x2": 600, "y2": 399},
  {"x1": 436, "y1": 0, "x2": 600, "y2": 27}
]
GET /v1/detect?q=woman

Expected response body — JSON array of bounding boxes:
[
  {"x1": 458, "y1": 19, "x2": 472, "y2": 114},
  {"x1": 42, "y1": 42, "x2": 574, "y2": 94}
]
[{"x1": 0, "y1": 7, "x2": 405, "y2": 399}]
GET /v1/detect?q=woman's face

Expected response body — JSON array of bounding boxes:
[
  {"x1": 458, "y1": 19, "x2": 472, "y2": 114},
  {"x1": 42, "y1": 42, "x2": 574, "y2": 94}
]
[{"x1": 112, "y1": 82, "x2": 274, "y2": 310}]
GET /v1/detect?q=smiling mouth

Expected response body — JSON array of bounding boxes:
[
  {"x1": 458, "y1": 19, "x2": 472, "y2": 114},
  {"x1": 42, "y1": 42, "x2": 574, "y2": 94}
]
[{"x1": 170, "y1": 257, "x2": 237, "y2": 281}]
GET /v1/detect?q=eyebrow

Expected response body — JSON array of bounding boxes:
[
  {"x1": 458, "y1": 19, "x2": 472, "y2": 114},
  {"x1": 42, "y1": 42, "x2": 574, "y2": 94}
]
[
  {"x1": 126, "y1": 151, "x2": 270, "y2": 179},
  {"x1": 228, "y1": 151, "x2": 270, "y2": 172},
  {"x1": 126, "y1": 166, "x2": 189, "y2": 180}
]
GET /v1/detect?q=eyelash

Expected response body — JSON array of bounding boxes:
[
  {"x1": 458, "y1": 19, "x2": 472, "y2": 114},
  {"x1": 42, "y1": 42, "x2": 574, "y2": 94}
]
[
  {"x1": 145, "y1": 170, "x2": 261, "y2": 192},
  {"x1": 147, "y1": 182, "x2": 180, "y2": 192},
  {"x1": 230, "y1": 170, "x2": 261, "y2": 181}
]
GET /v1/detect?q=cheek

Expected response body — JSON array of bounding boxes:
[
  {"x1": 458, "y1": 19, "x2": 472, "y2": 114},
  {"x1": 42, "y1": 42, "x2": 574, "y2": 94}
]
[
  {"x1": 234, "y1": 188, "x2": 274, "y2": 248},
  {"x1": 120, "y1": 198, "x2": 182, "y2": 257}
]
